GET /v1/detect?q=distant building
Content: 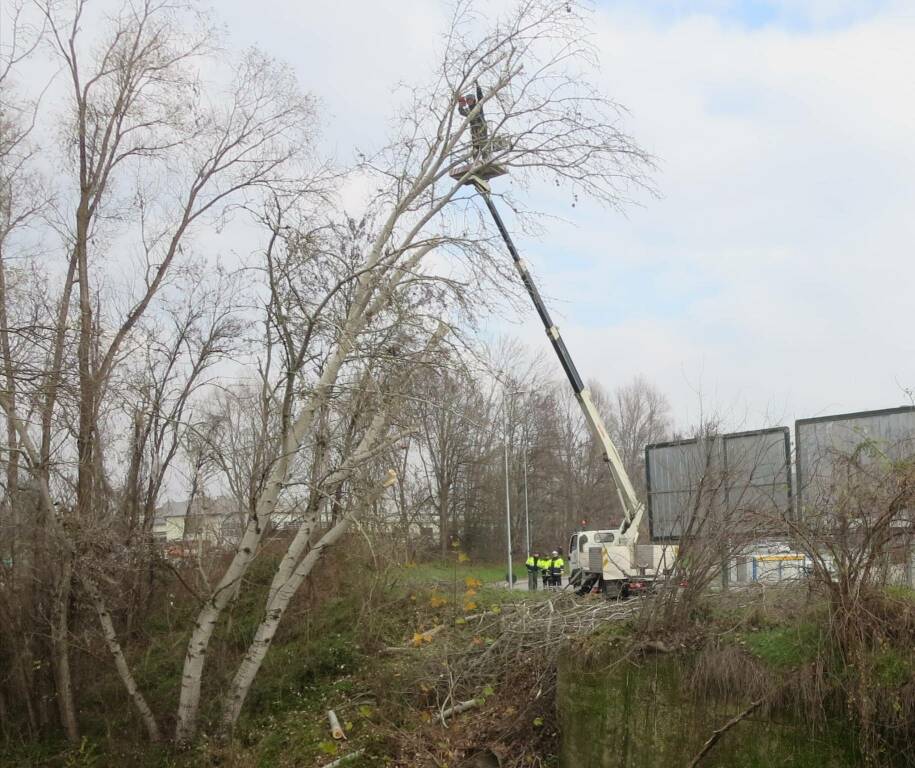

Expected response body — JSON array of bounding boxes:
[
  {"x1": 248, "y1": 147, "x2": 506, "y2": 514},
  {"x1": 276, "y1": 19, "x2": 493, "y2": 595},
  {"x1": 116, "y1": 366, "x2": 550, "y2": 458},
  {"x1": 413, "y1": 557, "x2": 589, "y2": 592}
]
[
  {"x1": 154, "y1": 496, "x2": 240, "y2": 544},
  {"x1": 153, "y1": 496, "x2": 304, "y2": 545}
]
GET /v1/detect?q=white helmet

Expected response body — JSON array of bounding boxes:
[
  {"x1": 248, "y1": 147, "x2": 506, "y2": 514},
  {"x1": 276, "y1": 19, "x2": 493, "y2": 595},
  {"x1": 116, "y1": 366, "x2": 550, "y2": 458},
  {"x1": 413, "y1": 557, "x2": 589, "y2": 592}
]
[{"x1": 551, "y1": 550, "x2": 559, "y2": 556}]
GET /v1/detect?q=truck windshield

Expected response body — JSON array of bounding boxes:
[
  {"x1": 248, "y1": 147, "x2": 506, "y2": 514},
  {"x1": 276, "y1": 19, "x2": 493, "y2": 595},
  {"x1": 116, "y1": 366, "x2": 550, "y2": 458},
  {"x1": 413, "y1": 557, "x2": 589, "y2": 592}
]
[{"x1": 594, "y1": 532, "x2": 615, "y2": 543}]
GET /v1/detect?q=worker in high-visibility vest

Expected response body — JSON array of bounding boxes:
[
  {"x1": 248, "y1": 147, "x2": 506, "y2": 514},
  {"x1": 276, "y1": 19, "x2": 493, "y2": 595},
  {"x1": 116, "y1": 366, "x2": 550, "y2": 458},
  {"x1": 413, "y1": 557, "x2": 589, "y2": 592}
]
[
  {"x1": 525, "y1": 551, "x2": 541, "y2": 591},
  {"x1": 548, "y1": 550, "x2": 564, "y2": 589},
  {"x1": 538, "y1": 553, "x2": 552, "y2": 585}
]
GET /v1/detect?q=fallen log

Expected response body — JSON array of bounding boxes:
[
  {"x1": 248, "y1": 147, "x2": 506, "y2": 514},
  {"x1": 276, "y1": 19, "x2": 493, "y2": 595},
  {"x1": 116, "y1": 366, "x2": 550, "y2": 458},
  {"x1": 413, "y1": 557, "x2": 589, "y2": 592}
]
[
  {"x1": 327, "y1": 709, "x2": 346, "y2": 740},
  {"x1": 440, "y1": 697, "x2": 480, "y2": 724},
  {"x1": 323, "y1": 749, "x2": 365, "y2": 768}
]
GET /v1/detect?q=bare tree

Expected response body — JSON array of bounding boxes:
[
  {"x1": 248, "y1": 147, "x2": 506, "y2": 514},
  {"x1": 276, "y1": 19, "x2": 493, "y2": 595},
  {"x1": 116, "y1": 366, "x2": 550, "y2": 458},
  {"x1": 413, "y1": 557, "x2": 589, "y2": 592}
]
[
  {"x1": 790, "y1": 442, "x2": 915, "y2": 646},
  {"x1": 780, "y1": 441, "x2": 915, "y2": 762},
  {"x1": 0, "y1": 3, "x2": 52, "y2": 738},
  {"x1": 0, "y1": 0, "x2": 319, "y2": 743},
  {"x1": 0, "y1": 0, "x2": 652, "y2": 746},
  {"x1": 179, "y1": 0, "x2": 652, "y2": 740},
  {"x1": 609, "y1": 375, "x2": 672, "y2": 502},
  {"x1": 413, "y1": 362, "x2": 493, "y2": 555}
]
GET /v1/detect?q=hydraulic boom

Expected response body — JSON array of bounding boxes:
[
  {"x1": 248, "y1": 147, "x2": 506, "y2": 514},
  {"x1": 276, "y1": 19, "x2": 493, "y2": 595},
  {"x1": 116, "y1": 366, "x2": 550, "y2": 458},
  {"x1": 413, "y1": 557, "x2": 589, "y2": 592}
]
[
  {"x1": 449, "y1": 79, "x2": 644, "y2": 544},
  {"x1": 475, "y1": 185, "x2": 644, "y2": 543}
]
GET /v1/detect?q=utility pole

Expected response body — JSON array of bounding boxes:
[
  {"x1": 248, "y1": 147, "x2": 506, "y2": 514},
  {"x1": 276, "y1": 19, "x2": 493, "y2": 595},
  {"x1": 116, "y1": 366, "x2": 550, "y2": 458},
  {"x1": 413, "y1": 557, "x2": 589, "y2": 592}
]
[
  {"x1": 503, "y1": 394, "x2": 513, "y2": 590},
  {"x1": 522, "y1": 422, "x2": 530, "y2": 557}
]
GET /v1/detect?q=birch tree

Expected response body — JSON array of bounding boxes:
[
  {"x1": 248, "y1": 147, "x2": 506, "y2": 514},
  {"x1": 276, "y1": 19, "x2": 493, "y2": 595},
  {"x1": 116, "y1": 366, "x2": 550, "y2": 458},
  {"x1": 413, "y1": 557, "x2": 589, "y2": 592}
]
[{"x1": 173, "y1": 0, "x2": 652, "y2": 739}]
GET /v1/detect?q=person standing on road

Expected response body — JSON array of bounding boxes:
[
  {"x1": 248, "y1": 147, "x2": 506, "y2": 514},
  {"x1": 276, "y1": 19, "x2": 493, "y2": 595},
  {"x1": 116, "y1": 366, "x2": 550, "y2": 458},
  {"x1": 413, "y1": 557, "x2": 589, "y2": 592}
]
[
  {"x1": 538, "y1": 552, "x2": 551, "y2": 587},
  {"x1": 548, "y1": 550, "x2": 564, "y2": 589},
  {"x1": 525, "y1": 551, "x2": 541, "y2": 591}
]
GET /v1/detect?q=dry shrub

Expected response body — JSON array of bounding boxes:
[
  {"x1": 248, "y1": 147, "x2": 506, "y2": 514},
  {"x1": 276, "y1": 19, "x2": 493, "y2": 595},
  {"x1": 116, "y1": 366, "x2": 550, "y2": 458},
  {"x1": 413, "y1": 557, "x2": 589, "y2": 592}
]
[
  {"x1": 689, "y1": 642, "x2": 774, "y2": 706},
  {"x1": 771, "y1": 654, "x2": 833, "y2": 725}
]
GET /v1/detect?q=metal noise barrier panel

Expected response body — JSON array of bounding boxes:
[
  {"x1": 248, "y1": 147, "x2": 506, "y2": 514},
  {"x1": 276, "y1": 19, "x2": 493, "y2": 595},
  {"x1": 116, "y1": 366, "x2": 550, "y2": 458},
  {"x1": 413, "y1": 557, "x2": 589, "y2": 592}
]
[
  {"x1": 645, "y1": 427, "x2": 792, "y2": 543},
  {"x1": 795, "y1": 406, "x2": 915, "y2": 516}
]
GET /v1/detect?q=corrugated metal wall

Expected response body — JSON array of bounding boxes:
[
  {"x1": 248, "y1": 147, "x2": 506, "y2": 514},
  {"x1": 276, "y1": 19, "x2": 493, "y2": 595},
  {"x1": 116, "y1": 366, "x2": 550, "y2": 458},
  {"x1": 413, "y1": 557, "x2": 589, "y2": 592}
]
[
  {"x1": 645, "y1": 428, "x2": 792, "y2": 542},
  {"x1": 795, "y1": 406, "x2": 915, "y2": 514}
]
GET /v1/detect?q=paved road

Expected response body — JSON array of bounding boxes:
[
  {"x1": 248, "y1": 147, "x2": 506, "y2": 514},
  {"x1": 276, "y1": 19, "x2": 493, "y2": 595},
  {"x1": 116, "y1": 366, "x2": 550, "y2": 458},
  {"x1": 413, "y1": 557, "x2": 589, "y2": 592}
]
[{"x1": 497, "y1": 576, "x2": 566, "y2": 592}]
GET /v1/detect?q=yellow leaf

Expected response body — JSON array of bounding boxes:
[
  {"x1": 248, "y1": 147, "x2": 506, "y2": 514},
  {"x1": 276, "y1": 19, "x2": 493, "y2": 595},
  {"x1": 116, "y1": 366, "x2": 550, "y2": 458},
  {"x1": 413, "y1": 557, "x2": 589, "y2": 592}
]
[
  {"x1": 412, "y1": 632, "x2": 426, "y2": 647},
  {"x1": 319, "y1": 741, "x2": 338, "y2": 755},
  {"x1": 464, "y1": 588, "x2": 477, "y2": 598},
  {"x1": 429, "y1": 594, "x2": 448, "y2": 608},
  {"x1": 464, "y1": 576, "x2": 482, "y2": 589},
  {"x1": 463, "y1": 601, "x2": 477, "y2": 612},
  {"x1": 457, "y1": 552, "x2": 470, "y2": 563}
]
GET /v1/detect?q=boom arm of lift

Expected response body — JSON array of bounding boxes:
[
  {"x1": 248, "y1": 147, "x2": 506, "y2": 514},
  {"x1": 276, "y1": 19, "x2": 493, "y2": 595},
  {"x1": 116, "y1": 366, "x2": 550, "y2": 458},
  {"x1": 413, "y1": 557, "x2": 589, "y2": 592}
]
[{"x1": 477, "y1": 189, "x2": 644, "y2": 544}]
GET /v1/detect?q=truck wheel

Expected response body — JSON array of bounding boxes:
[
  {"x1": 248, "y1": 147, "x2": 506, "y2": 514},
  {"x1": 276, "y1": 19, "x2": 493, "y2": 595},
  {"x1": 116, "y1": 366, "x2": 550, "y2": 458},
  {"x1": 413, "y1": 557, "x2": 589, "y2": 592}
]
[
  {"x1": 603, "y1": 581, "x2": 622, "y2": 600},
  {"x1": 575, "y1": 575, "x2": 597, "y2": 596}
]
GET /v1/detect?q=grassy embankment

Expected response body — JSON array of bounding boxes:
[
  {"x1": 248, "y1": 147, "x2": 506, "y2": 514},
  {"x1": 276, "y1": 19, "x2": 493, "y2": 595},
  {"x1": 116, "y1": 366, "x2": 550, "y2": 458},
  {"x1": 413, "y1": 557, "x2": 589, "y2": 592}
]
[{"x1": 0, "y1": 556, "x2": 546, "y2": 768}]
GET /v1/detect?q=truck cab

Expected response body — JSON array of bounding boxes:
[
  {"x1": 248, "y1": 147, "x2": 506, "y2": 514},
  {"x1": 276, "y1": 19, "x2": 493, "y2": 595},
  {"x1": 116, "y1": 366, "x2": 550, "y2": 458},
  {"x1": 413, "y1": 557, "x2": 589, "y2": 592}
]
[
  {"x1": 568, "y1": 529, "x2": 616, "y2": 585},
  {"x1": 569, "y1": 528, "x2": 677, "y2": 598}
]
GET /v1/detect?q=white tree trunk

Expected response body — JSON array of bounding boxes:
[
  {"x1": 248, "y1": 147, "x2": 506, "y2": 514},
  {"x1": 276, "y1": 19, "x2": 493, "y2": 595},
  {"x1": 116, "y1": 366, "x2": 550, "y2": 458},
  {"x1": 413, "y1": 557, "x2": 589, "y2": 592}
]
[
  {"x1": 175, "y1": 249, "x2": 441, "y2": 742},
  {"x1": 82, "y1": 575, "x2": 161, "y2": 741},
  {"x1": 218, "y1": 496, "x2": 372, "y2": 732},
  {"x1": 218, "y1": 329, "x2": 445, "y2": 734},
  {"x1": 174, "y1": 299, "x2": 366, "y2": 742}
]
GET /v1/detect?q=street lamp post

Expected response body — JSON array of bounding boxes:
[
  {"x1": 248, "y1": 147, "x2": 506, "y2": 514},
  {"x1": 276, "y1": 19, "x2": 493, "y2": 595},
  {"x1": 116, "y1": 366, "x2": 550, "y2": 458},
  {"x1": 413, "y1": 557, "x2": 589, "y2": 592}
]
[
  {"x1": 522, "y1": 428, "x2": 530, "y2": 557},
  {"x1": 504, "y1": 418, "x2": 513, "y2": 590},
  {"x1": 502, "y1": 387, "x2": 533, "y2": 590},
  {"x1": 502, "y1": 391, "x2": 514, "y2": 590}
]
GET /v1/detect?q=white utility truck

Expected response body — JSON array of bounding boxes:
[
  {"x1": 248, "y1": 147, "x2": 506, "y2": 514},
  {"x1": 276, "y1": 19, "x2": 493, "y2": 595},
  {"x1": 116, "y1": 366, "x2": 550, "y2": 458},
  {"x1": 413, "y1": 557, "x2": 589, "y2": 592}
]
[{"x1": 451, "y1": 83, "x2": 676, "y2": 598}]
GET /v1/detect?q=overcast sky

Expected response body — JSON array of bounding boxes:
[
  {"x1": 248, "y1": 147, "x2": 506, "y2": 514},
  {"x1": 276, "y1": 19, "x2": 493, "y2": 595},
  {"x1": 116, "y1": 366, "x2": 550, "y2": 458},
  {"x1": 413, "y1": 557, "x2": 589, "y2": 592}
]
[
  {"x1": 21, "y1": 0, "x2": 915, "y2": 434},
  {"x1": 229, "y1": 0, "x2": 915, "y2": 432}
]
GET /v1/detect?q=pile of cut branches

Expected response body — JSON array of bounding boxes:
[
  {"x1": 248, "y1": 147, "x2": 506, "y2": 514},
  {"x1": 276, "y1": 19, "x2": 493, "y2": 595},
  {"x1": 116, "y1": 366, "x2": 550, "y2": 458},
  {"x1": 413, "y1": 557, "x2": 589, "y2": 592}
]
[{"x1": 377, "y1": 594, "x2": 638, "y2": 767}]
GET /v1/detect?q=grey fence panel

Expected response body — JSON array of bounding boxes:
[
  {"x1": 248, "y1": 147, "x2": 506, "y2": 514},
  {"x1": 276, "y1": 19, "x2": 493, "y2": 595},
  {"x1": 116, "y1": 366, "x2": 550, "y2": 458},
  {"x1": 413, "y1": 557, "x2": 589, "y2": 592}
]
[
  {"x1": 723, "y1": 430, "x2": 793, "y2": 529},
  {"x1": 795, "y1": 406, "x2": 915, "y2": 514},
  {"x1": 646, "y1": 490, "x2": 695, "y2": 540},
  {"x1": 646, "y1": 427, "x2": 791, "y2": 543},
  {"x1": 645, "y1": 438, "x2": 721, "y2": 542}
]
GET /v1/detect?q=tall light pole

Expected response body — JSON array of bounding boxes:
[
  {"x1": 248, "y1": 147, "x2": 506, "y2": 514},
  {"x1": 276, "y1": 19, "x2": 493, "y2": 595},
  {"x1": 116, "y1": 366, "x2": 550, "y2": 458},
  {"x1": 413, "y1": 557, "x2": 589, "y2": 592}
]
[
  {"x1": 503, "y1": 392, "x2": 513, "y2": 590},
  {"x1": 522, "y1": 425, "x2": 530, "y2": 557},
  {"x1": 502, "y1": 387, "x2": 533, "y2": 589}
]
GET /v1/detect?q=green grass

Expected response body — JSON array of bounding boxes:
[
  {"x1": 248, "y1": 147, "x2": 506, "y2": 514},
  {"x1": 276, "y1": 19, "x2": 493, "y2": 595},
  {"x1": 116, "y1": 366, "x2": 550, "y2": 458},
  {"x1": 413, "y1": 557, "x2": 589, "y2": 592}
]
[
  {"x1": 396, "y1": 559, "x2": 528, "y2": 586},
  {"x1": 0, "y1": 556, "x2": 559, "y2": 767},
  {"x1": 742, "y1": 622, "x2": 825, "y2": 670},
  {"x1": 885, "y1": 584, "x2": 915, "y2": 602},
  {"x1": 872, "y1": 647, "x2": 915, "y2": 688}
]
